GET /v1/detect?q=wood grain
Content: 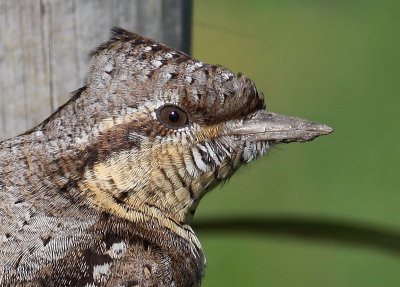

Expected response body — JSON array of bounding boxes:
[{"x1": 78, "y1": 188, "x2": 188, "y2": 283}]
[{"x1": 0, "y1": 0, "x2": 192, "y2": 140}]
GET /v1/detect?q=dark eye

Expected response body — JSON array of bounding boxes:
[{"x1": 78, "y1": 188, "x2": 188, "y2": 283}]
[{"x1": 157, "y1": 105, "x2": 189, "y2": 129}]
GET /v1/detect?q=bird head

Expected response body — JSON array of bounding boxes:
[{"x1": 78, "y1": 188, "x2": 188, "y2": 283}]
[{"x1": 55, "y1": 28, "x2": 331, "y2": 227}]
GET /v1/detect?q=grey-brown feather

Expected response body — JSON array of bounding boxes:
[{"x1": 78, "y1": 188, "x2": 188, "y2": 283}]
[
  {"x1": 0, "y1": 27, "x2": 270, "y2": 286},
  {"x1": 0, "y1": 118, "x2": 204, "y2": 286}
]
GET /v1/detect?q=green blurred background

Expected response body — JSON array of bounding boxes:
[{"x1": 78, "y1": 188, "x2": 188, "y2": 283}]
[{"x1": 192, "y1": 0, "x2": 400, "y2": 286}]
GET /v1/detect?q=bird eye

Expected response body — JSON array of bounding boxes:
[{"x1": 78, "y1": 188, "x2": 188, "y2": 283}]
[{"x1": 157, "y1": 105, "x2": 189, "y2": 129}]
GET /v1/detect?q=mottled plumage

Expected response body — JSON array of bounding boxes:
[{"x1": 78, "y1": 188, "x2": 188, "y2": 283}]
[{"x1": 0, "y1": 28, "x2": 332, "y2": 286}]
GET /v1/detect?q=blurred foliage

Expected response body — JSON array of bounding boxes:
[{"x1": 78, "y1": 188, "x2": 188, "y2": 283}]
[{"x1": 192, "y1": 0, "x2": 400, "y2": 286}]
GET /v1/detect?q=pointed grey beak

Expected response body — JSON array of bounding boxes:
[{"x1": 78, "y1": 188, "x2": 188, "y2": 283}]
[{"x1": 228, "y1": 111, "x2": 333, "y2": 143}]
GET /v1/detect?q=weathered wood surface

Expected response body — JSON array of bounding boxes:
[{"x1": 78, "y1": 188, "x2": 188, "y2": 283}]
[{"x1": 0, "y1": 0, "x2": 192, "y2": 140}]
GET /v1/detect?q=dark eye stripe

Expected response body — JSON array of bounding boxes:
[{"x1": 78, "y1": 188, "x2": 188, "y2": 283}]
[{"x1": 156, "y1": 105, "x2": 189, "y2": 130}]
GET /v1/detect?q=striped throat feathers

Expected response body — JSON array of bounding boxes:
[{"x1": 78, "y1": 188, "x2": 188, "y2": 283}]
[{"x1": 38, "y1": 27, "x2": 332, "y2": 239}]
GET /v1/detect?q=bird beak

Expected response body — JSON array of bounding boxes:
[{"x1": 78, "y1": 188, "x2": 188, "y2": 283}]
[{"x1": 227, "y1": 111, "x2": 333, "y2": 143}]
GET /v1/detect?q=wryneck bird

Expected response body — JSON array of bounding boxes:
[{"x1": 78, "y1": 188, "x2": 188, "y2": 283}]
[{"x1": 0, "y1": 27, "x2": 332, "y2": 287}]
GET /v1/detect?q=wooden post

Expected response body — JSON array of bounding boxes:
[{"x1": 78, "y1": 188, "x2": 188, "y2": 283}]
[{"x1": 0, "y1": 0, "x2": 192, "y2": 140}]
